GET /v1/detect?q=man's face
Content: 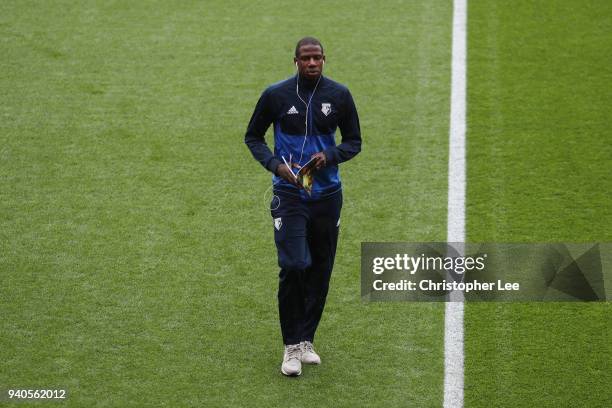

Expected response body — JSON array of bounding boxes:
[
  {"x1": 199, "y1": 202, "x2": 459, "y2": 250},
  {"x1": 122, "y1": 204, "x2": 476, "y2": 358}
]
[{"x1": 294, "y1": 44, "x2": 325, "y2": 80}]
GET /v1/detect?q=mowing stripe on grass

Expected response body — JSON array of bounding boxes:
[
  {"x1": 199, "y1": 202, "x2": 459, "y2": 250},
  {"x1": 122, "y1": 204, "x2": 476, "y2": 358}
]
[{"x1": 444, "y1": 0, "x2": 467, "y2": 407}]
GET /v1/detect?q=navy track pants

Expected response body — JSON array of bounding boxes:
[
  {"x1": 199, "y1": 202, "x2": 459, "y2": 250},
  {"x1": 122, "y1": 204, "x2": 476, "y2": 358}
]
[{"x1": 270, "y1": 190, "x2": 342, "y2": 345}]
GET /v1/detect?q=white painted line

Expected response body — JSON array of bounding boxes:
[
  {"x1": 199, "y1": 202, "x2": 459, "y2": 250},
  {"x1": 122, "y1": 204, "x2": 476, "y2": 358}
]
[{"x1": 444, "y1": 0, "x2": 467, "y2": 407}]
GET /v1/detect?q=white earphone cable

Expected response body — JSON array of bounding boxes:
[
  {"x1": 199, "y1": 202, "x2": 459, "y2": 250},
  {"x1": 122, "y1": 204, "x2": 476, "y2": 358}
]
[{"x1": 295, "y1": 68, "x2": 321, "y2": 165}]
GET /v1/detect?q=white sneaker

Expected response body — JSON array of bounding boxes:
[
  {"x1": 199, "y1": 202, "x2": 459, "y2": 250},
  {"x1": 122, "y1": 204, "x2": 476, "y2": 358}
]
[
  {"x1": 300, "y1": 341, "x2": 321, "y2": 365},
  {"x1": 281, "y1": 344, "x2": 302, "y2": 376}
]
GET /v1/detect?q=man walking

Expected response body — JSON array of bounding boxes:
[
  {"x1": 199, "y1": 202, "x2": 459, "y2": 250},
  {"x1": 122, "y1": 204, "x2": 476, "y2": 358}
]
[{"x1": 245, "y1": 37, "x2": 361, "y2": 376}]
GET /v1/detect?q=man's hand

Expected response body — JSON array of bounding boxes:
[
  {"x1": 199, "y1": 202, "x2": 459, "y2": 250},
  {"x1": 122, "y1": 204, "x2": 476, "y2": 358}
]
[
  {"x1": 276, "y1": 163, "x2": 301, "y2": 187},
  {"x1": 311, "y1": 152, "x2": 327, "y2": 170}
]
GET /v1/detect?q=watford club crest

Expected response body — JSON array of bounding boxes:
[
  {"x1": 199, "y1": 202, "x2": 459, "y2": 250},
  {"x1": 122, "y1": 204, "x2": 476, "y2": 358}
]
[{"x1": 321, "y1": 103, "x2": 331, "y2": 116}]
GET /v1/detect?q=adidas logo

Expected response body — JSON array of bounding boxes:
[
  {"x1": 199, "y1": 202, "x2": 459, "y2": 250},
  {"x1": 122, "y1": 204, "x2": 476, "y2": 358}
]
[{"x1": 287, "y1": 106, "x2": 299, "y2": 115}]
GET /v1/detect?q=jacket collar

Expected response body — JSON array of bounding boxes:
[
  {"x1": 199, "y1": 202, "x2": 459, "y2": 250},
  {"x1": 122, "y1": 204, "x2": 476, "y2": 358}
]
[{"x1": 296, "y1": 74, "x2": 323, "y2": 91}]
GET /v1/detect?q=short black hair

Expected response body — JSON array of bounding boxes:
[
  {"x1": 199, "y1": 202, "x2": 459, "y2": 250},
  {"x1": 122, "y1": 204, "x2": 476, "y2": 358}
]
[{"x1": 295, "y1": 37, "x2": 324, "y2": 57}]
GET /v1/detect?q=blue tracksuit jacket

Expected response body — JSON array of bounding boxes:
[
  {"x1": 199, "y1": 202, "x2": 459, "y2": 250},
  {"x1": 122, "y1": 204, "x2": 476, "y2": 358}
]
[{"x1": 245, "y1": 75, "x2": 361, "y2": 200}]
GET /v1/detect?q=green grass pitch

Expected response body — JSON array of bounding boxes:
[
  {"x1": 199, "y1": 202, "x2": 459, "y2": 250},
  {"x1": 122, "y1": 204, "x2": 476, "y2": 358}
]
[
  {"x1": 1, "y1": 0, "x2": 609, "y2": 407},
  {"x1": 465, "y1": 1, "x2": 611, "y2": 407}
]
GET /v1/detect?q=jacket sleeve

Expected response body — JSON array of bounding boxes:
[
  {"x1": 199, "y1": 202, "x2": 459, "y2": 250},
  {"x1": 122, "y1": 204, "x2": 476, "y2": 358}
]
[
  {"x1": 323, "y1": 88, "x2": 362, "y2": 165},
  {"x1": 244, "y1": 89, "x2": 282, "y2": 174}
]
